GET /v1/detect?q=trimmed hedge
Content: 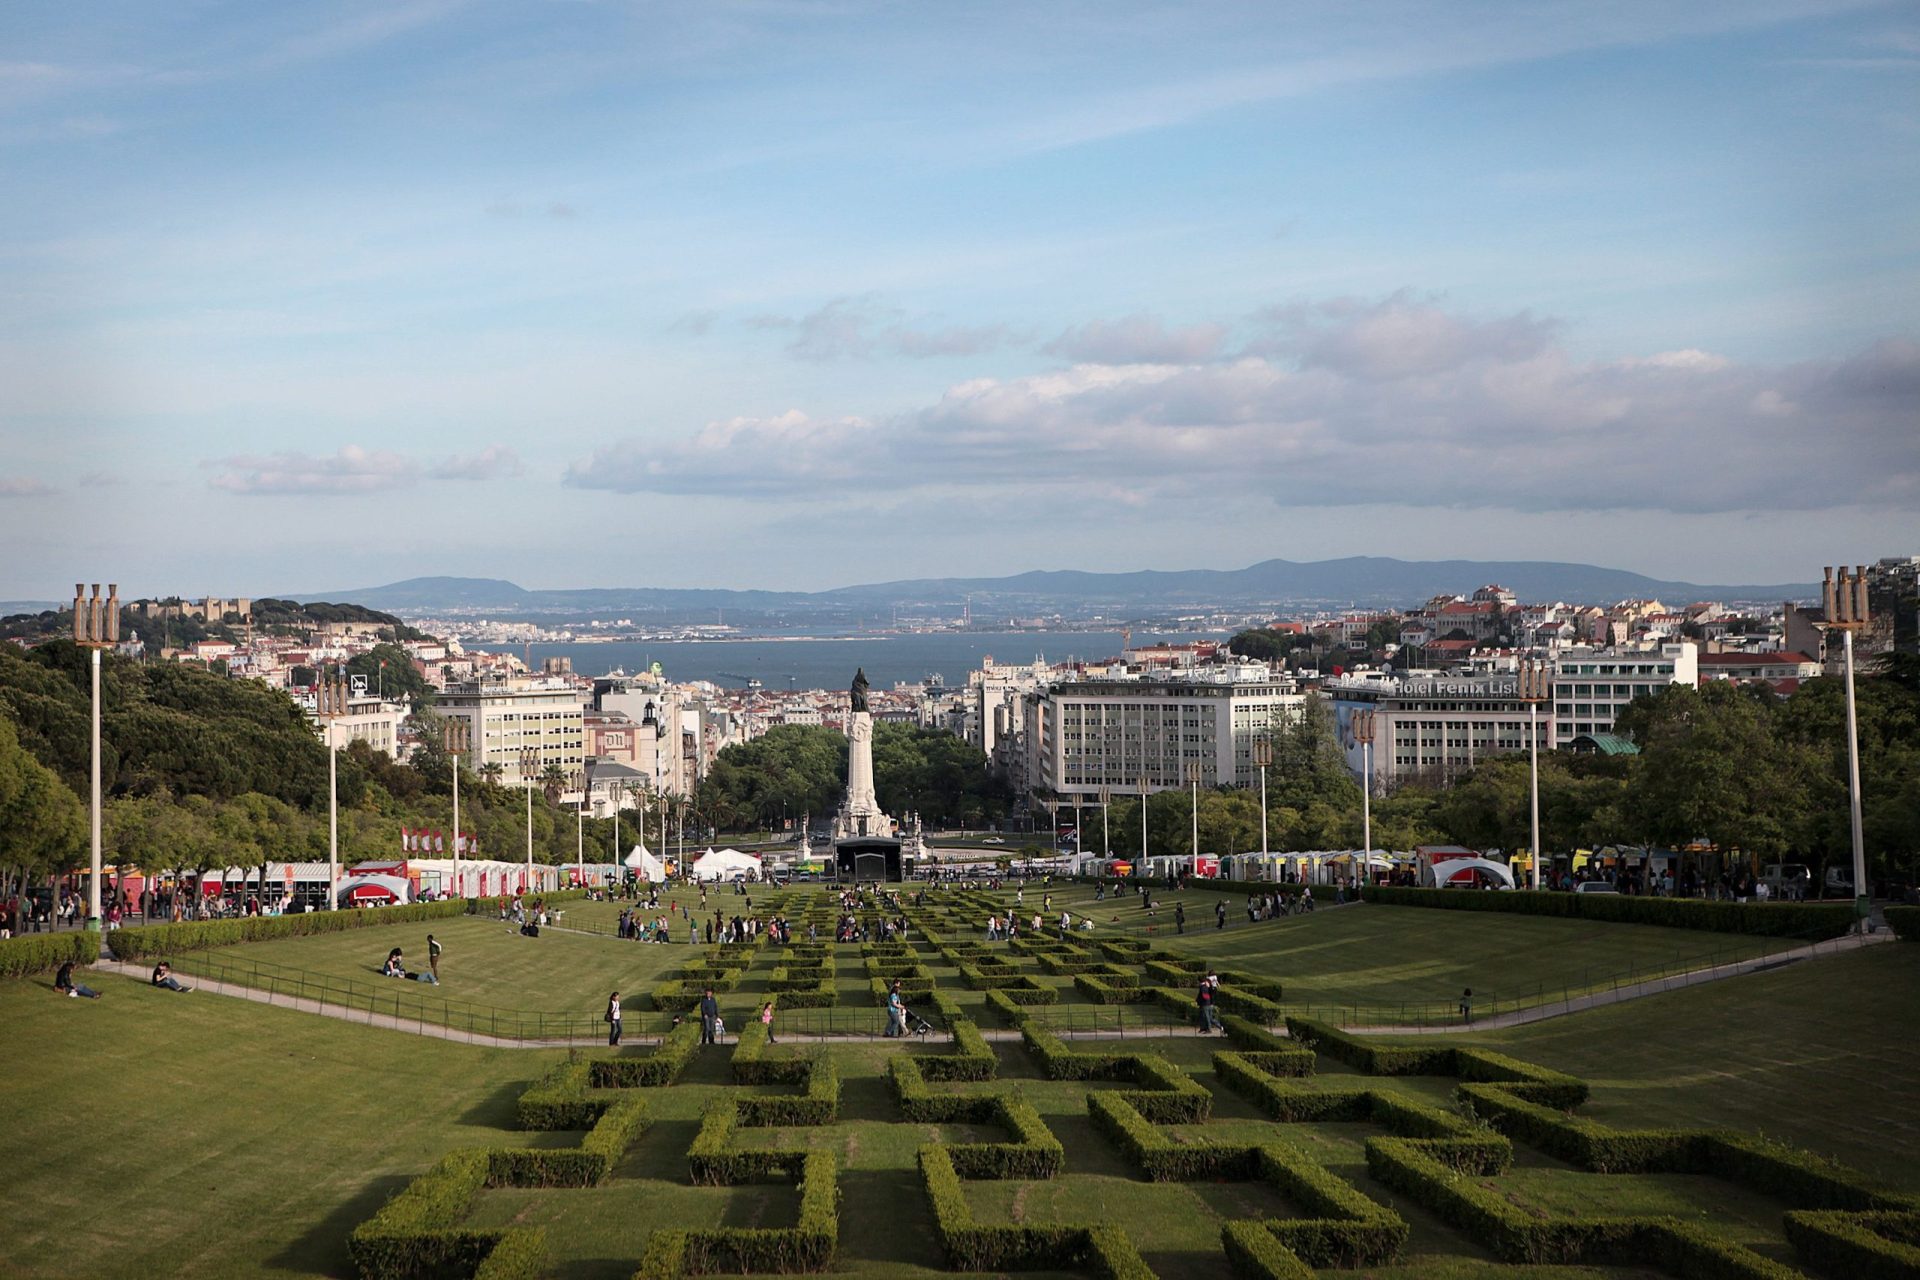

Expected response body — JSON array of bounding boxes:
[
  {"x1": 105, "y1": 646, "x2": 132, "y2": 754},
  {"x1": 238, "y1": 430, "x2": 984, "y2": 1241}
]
[
  {"x1": 737, "y1": 1056, "x2": 841, "y2": 1128},
  {"x1": 487, "y1": 1095, "x2": 649, "y2": 1188},
  {"x1": 1222, "y1": 1220, "x2": 1315, "y2": 1280},
  {"x1": 0, "y1": 929, "x2": 100, "y2": 978},
  {"x1": 640, "y1": 1150, "x2": 839, "y2": 1276},
  {"x1": 1887, "y1": 906, "x2": 1920, "y2": 942},
  {"x1": 347, "y1": 1149, "x2": 546, "y2": 1280},
  {"x1": 920, "y1": 1145, "x2": 1116, "y2": 1271},
  {"x1": 107, "y1": 899, "x2": 473, "y2": 962},
  {"x1": 1360, "y1": 885, "x2": 1855, "y2": 940},
  {"x1": 588, "y1": 1019, "x2": 701, "y2": 1088},
  {"x1": 918, "y1": 1019, "x2": 996, "y2": 1081},
  {"x1": 1784, "y1": 1208, "x2": 1920, "y2": 1279},
  {"x1": 515, "y1": 1061, "x2": 599, "y2": 1130}
]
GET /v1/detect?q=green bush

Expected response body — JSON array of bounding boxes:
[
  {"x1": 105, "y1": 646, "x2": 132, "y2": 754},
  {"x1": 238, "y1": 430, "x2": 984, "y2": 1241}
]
[
  {"x1": 1222, "y1": 1221, "x2": 1316, "y2": 1280},
  {"x1": 654, "y1": 1151, "x2": 839, "y2": 1275},
  {"x1": 588, "y1": 1020, "x2": 701, "y2": 1088},
  {"x1": 107, "y1": 899, "x2": 472, "y2": 962},
  {"x1": 515, "y1": 1061, "x2": 598, "y2": 1130},
  {"x1": 0, "y1": 929, "x2": 100, "y2": 978},
  {"x1": 347, "y1": 1149, "x2": 546, "y2": 1280},
  {"x1": 1783, "y1": 1208, "x2": 1920, "y2": 1280},
  {"x1": 737, "y1": 1056, "x2": 840, "y2": 1127},
  {"x1": 1359, "y1": 885, "x2": 1855, "y2": 940},
  {"x1": 1885, "y1": 906, "x2": 1920, "y2": 941},
  {"x1": 918, "y1": 1019, "x2": 996, "y2": 1081},
  {"x1": 919, "y1": 1145, "x2": 1086, "y2": 1270},
  {"x1": 1285, "y1": 1016, "x2": 1453, "y2": 1075}
]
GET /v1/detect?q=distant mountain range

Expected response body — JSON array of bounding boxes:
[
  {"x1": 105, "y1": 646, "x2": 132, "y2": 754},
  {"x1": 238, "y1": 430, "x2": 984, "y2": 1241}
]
[{"x1": 297, "y1": 557, "x2": 1819, "y2": 621}]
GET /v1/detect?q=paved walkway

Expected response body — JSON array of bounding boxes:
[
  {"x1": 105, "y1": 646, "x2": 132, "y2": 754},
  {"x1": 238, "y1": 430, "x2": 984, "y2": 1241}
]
[{"x1": 91, "y1": 928, "x2": 1891, "y2": 1048}]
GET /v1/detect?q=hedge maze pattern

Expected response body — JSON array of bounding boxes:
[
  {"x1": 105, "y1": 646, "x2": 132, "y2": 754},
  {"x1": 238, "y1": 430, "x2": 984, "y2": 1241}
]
[{"x1": 348, "y1": 888, "x2": 1920, "y2": 1279}]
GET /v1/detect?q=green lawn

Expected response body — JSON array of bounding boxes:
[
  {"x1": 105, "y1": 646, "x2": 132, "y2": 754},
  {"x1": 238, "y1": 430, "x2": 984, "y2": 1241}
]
[
  {"x1": 1477, "y1": 941, "x2": 1920, "y2": 1190},
  {"x1": 10, "y1": 896, "x2": 1911, "y2": 1278},
  {"x1": 0, "y1": 967, "x2": 565, "y2": 1280}
]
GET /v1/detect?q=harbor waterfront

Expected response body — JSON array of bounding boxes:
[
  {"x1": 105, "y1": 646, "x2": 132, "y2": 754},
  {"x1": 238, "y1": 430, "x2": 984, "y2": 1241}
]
[{"x1": 465, "y1": 631, "x2": 1227, "y2": 690}]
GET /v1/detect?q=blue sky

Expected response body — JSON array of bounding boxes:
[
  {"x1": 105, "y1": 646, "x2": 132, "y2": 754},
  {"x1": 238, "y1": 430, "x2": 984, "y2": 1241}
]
[{"x1": 1, "y1": 1, "x2": 1915, "y2": 600}]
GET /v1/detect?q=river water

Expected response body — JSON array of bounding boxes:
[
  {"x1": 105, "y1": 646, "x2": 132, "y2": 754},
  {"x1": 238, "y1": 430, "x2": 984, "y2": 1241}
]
[{"x1": 467, "y1": 631, "x2": 1227, "y2": 691}]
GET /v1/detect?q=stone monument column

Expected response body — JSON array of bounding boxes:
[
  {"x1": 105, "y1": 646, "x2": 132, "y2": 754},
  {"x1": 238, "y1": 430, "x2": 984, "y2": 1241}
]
[{"x1": 846, "y1": 714, "x2": 878, "y2": 825}]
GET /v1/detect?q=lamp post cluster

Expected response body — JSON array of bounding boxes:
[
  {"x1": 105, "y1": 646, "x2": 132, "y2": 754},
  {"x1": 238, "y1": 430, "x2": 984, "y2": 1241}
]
[
  {"x1": 71, "y1": 582, "x2": 119, "y2": 931},
  {"x1": 1824, "y1": 566, "x2": 1873, "y2": 934},
  {"x1": 315, "y1": 667, "x2": 355, "y2": 909},
  {"x1": 1517, "y1": 658, "x2": 1552, "y2": 892},
  {"x1": 1252, "y1": 737, "x2": 1273, "y2": 860},
  {"x1": 520, "y1": 747, "x2": 539, "y2": 895},
  {"x1": 1351, "y1": 710, "x2": 1376, "y2": 868},
  {"x1": 441, "y1": 719, "x2": 470, "y2": 898}
]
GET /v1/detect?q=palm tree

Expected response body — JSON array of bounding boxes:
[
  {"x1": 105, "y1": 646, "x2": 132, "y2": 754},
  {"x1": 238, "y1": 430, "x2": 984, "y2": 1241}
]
[
  {"x1": 479, "y1": 761, "x2": 505, "y2": 786},
  {"x1": 540, "y1": 763, "x2": 568, "y2": 806}
]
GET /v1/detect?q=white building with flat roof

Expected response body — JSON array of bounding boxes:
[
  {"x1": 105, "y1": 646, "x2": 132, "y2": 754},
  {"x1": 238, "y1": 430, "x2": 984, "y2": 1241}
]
[
  {"x1": 1550, "y1": 642, "x2": 1697, "y2": 745},
  {"x1": 436, "y1": 677, "x2": 585, "y2": 785},
  {"x1": 1325, "y1": 669, "x2": 1546, "y2": 789},
  {"x1": 1035, "y1": 666, "x2": 1303, "y2": 802}
]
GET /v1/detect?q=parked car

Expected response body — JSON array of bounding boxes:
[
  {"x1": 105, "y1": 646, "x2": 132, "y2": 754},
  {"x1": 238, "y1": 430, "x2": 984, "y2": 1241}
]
[
  {"x1": 1822, "y1": 866, "x2": 1856, "y2": 898},
  {"x1": 982, "y1": 836, "x2": 1005, "y2": 845},
  {"x1": 1760, "y1": 863, "x2": 1813, "y2": 899},
  {"x1": 1572, "y1": 881, "x2": 1619, "y2": 895}
]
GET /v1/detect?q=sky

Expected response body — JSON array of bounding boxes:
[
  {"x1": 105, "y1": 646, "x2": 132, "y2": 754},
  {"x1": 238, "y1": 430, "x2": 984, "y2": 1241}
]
[{"x1": 0, "y1": 0, "x2": 1916, "y2": 601}]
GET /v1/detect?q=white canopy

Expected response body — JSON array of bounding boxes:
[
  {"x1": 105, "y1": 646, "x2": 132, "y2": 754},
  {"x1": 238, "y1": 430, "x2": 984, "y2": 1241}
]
[
  {"x1": 1420, "y1": 857, "x2": 1517, "y2": 890},
  {"x1": 689, "y1": 847, "x2": 761, "y2": 881},
  {"x1": 334, "y1": 874, "x2": 413, "y2": 905},
  {"x1": 623, "y1": 844, "x2": 666, "y2": 879}
]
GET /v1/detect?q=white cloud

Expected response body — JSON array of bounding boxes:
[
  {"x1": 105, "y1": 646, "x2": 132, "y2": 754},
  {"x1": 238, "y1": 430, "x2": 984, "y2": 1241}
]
[
  {"x1": 1043, "y1": 314, "x2": 1227, "y2": 365},
  {"x1": 209, "y1": 442, "x2": 524, "y2": 494},
  {"x1": 566, "y1": 299, "x2": 1920, "y2": 516},
  {"x1": 751, "y1": 297, "x2": 1012, "y2": 361},
  {"x1": 0, "y1": 476, "x2": 54, "y2": 497}
]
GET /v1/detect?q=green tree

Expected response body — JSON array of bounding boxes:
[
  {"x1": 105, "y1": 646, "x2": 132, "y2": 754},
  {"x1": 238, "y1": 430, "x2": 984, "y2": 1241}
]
[{"x1": 0, "y1": 716, "x2": 86, "y2": 888}]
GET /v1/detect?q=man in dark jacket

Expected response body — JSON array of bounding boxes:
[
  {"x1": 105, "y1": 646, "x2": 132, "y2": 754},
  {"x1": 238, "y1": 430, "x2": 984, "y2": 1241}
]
[{"x1": 700, "y1": 987, "x2": 720, "y2": 1045}]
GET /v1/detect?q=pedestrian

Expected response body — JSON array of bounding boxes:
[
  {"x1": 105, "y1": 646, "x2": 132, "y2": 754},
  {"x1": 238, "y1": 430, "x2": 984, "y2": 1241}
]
[
  {"x1": 1175, "y1": 903, "x2": 1186, "y2": 934},
  {"x1": 1196, "y1": 977, "x2": 1219, "y2": 1034},
  {"x1": 607, "y1": 991, "x2": 623, "y2": 1046},
  {"x1": 760, "y1": 1000, "x2": 776, "y2": 1044},
  {"x1": 1215, "y1": 899, "x2": 1227, "y2": 930},
  {"x1": 427, "y1": 933, "x2": 443, "y2": 981},
  {"x1": 700, "y1": 987, "x2": 720, "y2": 1046},
  {"x1": 1459, "y1": 988, "x2": 1472, "y2": 1025},
  {"x1": 885, "y1": 981, "x2": 905, "y2": 1037}
]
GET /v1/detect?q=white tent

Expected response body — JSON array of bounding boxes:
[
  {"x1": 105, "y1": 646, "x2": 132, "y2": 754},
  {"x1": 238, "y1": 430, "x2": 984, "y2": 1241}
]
[
  {"x1": 334, "y1": 874, "x2": 413, "y2": 905},
  {"x1": 623, "y1": 843, "x2": 666, "y2": 880},
  {"x1": 689, "y1": 847, "x2": 762, "y2": 882},
  {"x1": 1420, "y1": 857, "x2": 1517, "y2": 890}
]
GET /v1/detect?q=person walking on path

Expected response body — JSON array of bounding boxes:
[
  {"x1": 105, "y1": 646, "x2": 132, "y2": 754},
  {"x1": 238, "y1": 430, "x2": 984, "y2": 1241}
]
[
  {"x1": 700, "y1": 987, "x2": 720, "y2": 1046},
  {"x1": 1174, "y1": 903, "x2": 1186, "y2": 934},
  {"x1": 885, "y1": 981, "x2": 905, "y2": 1038},
  {"x1": 1458, "y1": 988, "x2": 1472, "y2": 1025},
  {"x1": 427, "y1": 934, "x2": 443, "y2": 981},
  {"x1": 1215, "y1": 899, "x2": 1227, "y2": 930},
  {"x1": 1196, "y1": 977, "x2": 1220, "y2": 1034},
  {"x1": 606, "y1": 991, "x2": 623, "y2": 1046},
  {"x1": 760, "y1": 1000, "x2": 776, "y2": 1044}
]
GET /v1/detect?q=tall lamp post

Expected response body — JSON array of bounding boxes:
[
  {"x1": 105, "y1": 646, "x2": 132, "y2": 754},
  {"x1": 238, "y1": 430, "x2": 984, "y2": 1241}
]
[
  {"x1": 520, "y1": 747, "x2": 539, "y2": 895},
  {"x1": 1185, "y1": 761, "x2": 1202, "y2": 863},
  {"x1": 1824, "y1": 566, "x2": 1873, "y2": 935},
  {"x1": 1353, "y1": 710, "x2": 1376, "y2": 885},
  {"x1": 1518, "y1": 659, "x2": 1551, "y2": 891},
  {"x1": 1099, "y1": 785, "x2": 1112, "y2": 865},
  {"x1": 72, "y1": 582, "x2": 119, "y2": 930},
  {"x1": 443, "y1": 720, "x2": 470, "y2": 899},
  {"x1": 1138, "y1": 773, "x2": 1150, "y2": 869},
  {"x1": 316, "y1": 667, "x2": 351, "y2": 911},
  {"x1": 1252, "y1": 737, "x2": 1273, "y2": 866}
]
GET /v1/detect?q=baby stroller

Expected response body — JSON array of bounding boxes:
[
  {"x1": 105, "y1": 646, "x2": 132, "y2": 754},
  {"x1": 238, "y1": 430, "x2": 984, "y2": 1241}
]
[{"x1": 905, "y1": 1008, "x2": 937, "y2": 1038}]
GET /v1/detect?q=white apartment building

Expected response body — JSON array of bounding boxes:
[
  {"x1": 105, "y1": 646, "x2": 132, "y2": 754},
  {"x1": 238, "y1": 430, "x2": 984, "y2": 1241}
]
[
  {"x1": 592, "y1": 676, "x2": 700, "y2": 798},
  {"x1": 1034, "y1": 667, "x2": 1304, "y2": 803},
  {"x1": 310, "y1": 695, "x2": 409, "y2": 759},
  {"x1": 1325, "y1": 670, "x2": 1547, "y2": 789},
  {"x1": 437, "y1": 677, "x2": 585, "y2": 785},
  {"x1": 1550, "y1": 642, "x2": 1698, "y2": 745}
]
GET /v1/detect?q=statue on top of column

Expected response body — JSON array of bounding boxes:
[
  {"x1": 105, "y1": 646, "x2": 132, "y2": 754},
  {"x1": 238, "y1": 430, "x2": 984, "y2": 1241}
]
[{"x1": 850, "y1": 667, "x2": 870, "y2": 713}]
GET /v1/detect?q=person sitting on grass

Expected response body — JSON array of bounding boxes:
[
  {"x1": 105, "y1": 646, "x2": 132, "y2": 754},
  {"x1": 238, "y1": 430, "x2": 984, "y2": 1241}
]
[
  {"x1": 151, "y1": 961, "x2": 191, "y2": 992},
  {"x1": 55, "y1": 960, "x2": 103, "y2": 999}
]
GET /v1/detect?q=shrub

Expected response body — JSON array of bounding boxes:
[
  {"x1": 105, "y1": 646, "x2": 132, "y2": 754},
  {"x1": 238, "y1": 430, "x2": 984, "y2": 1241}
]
[
  {"x1": 588, "y1": 1020, "x2": 701, "y2": 1088},
  {"x1": 653, "y1": 1151, "x2": 839, "y2": 1275},
  {"x1": 737, "y1": 1056, "x2": 840, "y2": 1127},
  {"x1": 347, "y1": 1149, "x2": 546, "y2": 1280},
  {"x1": 0, "y1": 929, "x2": 100, "y2": 979},
  {"x1": 1285, "y1": 1017, "x2": 1452, "y2": 1075},
  {"x1": 1885, "y1": 906, "x2": 1920, "y2": 942},
  {"x1": 1783, "y1": 1208, "x2": 1920, "y2": 1280},
  {"x1": 918, "y1": 1019, "x2": 996, "y2": 1081},
  {"x1": 1222, "y1": 1221, "x2": 1315, "y2": 1280},
  {"x1": 1359, "y1": 885, "x2": 1855, "y2": 940},
  {"x1": 106, "y1": 899, "x2": 472, "y2": 962},
  {"x1": 515, "y1": 1061, "x2": 598, "y2": 1130}
]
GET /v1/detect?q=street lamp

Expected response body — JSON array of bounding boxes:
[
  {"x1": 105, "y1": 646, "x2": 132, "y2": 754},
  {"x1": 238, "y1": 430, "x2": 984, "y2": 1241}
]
[
  {"x1": 1352, "y1": 710, "x2": 1376, "y2": 882},
  {"x1": 442, "y1": 719, "x2": 470, "y2": 899},
  {"x1": 1099, "y1": 785, "x2": 1111, "y2": 864},
  {"x1": 520, "y1": 746, "x2": 539, "y2": 895},
  {"x1": 313, "y1": 665, "x2": 353, "y2": 912},
  {"x1": 1252, "y1": 737, "x2": 1273, "y2": 864},
  {"x1": 1518, "y1": 659, "x2": 1552, "y2": 892},
  {"x1": 1824, "y1": 566, "x2": 1873, "y2": 934},
  {"x1": 1138, "y1": 773, "x2": 1150, "y2": 867},
  {"x1": 71, "y1": 582, "x2": 119, "y2": 930},
  {"x1": 1185, "y1": 761, "x2": 1202, "y2": 862}
]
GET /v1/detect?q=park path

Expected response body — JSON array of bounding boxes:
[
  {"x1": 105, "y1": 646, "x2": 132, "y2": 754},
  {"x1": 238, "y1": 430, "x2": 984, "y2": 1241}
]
[{"x1": 92, "y1": 928, "x2": 1890, "y2": 1048}]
